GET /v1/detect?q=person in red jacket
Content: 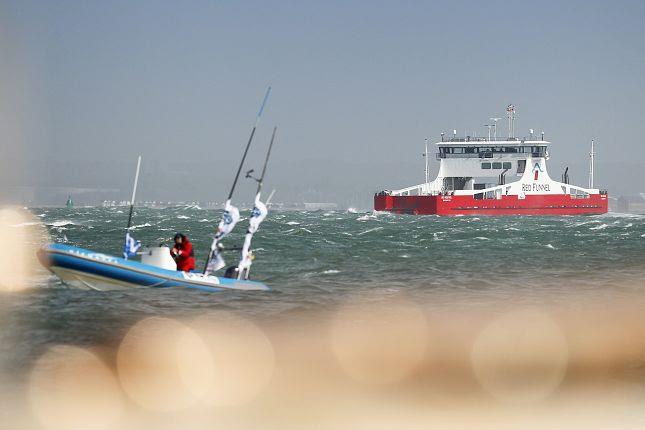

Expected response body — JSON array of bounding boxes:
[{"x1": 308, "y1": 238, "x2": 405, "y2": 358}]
[{"x1": 171, "y1": 233, "x2": 195, "y2": 272}]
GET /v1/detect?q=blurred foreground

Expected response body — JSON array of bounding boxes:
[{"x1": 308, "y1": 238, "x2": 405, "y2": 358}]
[{"x1": 3, "y1": 297, "x2": 645, "y2": 429}]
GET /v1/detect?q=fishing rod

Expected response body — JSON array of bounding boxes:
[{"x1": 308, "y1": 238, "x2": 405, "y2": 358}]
[
  {"x1": 203, "y1": 87, "x2": 272, "y2": 273},
  {"x1": 237, "y1": 126, "x2": 277, "y2": 280},
  {"x1": 123, "y1": 155, "x2": 142, "y2": 260}
]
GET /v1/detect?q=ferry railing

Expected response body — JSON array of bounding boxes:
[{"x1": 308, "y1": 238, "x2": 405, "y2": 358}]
[
  {"x1": 436, "y1": 152, "x2": 545, "y2": 159},
  {"x1": 440, "y1": 136, "x2": 545, "y2": 143}
]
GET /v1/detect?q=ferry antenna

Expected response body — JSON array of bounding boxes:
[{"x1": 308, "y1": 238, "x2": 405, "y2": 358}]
[
  {"x1": 484, "y1": 124, "x2": 492, "y2": 141},
  {"x1": 490, "y1": 117, "x2": 501, "y2": 140},
  {"x1": 589, "y1": 139, "x2": 595, "y2": 189},
  {"x1": 423, "y1": 138, "x2": 429, "y2": 184},
  {"x1": 506, "y1": 105, "x2": 515, "y2": 138}
]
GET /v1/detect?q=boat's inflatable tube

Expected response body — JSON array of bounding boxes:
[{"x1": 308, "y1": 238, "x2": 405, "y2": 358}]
[{"x1": 37, "y1": 243, "x2": 269, "y2": 292}]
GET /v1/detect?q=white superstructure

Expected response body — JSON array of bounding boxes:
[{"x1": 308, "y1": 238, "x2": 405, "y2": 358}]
[{"x1": 391, "y1": 136, "x2": 599, "y2": 200}]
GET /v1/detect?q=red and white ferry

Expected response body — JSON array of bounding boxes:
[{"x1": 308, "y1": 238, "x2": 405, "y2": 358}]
[{"x1": 374, "y1": 106, "x2": 608, "y2": 216}]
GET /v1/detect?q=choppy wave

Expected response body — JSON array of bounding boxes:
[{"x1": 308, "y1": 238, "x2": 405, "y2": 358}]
[
  {"x1": 47, "y1": 220, "x2": 77, "y2": 227},
  {"x1": 129, "y1": 222, "x2": 152, "y2": 230}
]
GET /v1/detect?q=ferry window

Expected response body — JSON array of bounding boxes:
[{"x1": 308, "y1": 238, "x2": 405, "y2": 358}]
[
  {"x1": 492, "y1": 162, "x2": 502, "y2": 169},
  {"x1": 481, "y1": 162, "x2": 491, "y2": 169},
  {"x1": 517, "y1": 160, "x2": 526, "y2": 173},
  {"x1": 503, "y1": 162, "x2": 512, "y2": 169},
  {"x1": 453, "y1": 147, "x2": 464, "y2": 154},
  {"x1": 465, "y1": 147, "x2": 475, "y2": 153},
  {"x1": 505, "y1": 147, "x2": 518, "y2": 153}
]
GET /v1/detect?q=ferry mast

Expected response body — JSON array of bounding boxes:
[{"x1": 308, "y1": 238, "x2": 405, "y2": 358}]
[{"x1": 589, "y1": 139, "x2": 595, "y2": 189}]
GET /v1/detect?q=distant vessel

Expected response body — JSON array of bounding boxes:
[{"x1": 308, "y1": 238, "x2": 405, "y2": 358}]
[
  {"x1": 374, "y1": 106, "x2": 608, "y2": 216},
  {"x1": 65, "y1": 195, "x2": 73, "y2": 208}
]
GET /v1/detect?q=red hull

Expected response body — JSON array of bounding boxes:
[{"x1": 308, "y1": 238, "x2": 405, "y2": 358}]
[{"x1": 374, "y1": 193, "x2": 608, "y2": 216}]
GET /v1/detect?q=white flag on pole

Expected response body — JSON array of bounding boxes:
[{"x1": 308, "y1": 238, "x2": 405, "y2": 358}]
[
  {"x1": 205, "y1": 199, "x2": 240, "y2": 274},
  {"x1": 216, "y1": 200, "x2": 240, "y2": 240},
  {"x1": 237, "y1": 194, "x2": 268, "y2": 276},
  {"x1": 123, "y1": 232, "x2": 141, "y2": 259}
]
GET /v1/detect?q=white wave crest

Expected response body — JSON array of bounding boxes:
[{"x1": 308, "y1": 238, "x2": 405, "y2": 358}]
[
  {"x1": 46, "y1": 220, "x2": 77, "y2": 227},
  {"x1": 129, "y1": 223, "x2": 152, "y2": 230},
  {"x1": 358, "y1": 227, "x2": 384, "y2": 236},
  {"x1": 590, "y1": 224, "x2": 609, "y2": 230}
]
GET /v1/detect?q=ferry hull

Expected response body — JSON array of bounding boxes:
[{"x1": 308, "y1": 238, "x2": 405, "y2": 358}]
[{"x1": 374, "y1": 193, "x2": 608, "y2": 216}]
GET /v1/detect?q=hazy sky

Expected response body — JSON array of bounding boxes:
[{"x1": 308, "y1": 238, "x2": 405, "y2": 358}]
[{"x1": 1, "y1": 0, "x2": 644, "y2": 207}]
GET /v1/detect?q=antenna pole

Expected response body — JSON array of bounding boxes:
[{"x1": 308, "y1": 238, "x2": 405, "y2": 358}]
[
  {"x1": 227, "y1": 87, "x2": 271, "y2": 200},
  {"x1": 424, "y1": 138, "x2": 429, "y2": 184},
  {"x1": 236, "y1": 127, "x2": 278, "y2": 280},
  {"x1": 123, "y1": 155, "x2": 142, "y2": 260},
  {"x1": 202, "y1": 87, "x2": 271, "y2": 273},
  {"x1": 490, "y1": 117, "x2": 501, "y2": 140},
  {"x1": 506, "y1": 105, "x2": 515, "y2": 138},
  {"x1": 266, "y1": 189, "x2": 276, "y2": 206},
  {"x1": 256, "y1": 126, "x2": 277, "y2": 194},
  {"x1": 125, "y1": 156, "x2": 142, "y2": 232},
  {"x1": 589, "y1": 139, "x2": 595, "y2": 189}
]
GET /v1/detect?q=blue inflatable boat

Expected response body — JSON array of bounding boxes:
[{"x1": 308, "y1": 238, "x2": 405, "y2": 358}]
[{"x1": 37, "y1": 243, "x2": 269, "y2": 292}]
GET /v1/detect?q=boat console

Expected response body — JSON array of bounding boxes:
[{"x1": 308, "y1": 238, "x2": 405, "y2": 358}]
[{"x1": 141, "y1": 246, "x2": 177, "y2": 270}]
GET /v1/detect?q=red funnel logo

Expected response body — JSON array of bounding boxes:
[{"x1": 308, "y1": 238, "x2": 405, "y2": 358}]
[{"x1": 533, "y1": 162, "x2": 543, "y2": 181}]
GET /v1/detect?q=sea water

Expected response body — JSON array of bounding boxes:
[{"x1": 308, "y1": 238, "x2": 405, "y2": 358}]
[{"x1": 1, "y1": 207, "x2": 645, "y2": 369}]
